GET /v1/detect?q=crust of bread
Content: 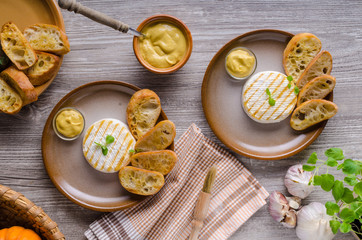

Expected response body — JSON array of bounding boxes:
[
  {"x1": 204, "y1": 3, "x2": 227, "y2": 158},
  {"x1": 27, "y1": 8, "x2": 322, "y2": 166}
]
[
  {"x1": 297, "y1": 75, "x2": 336, "y2": 106},
  {"x1": 134, "y1": 120, "x2": 176, "y2": 152},
  {"x1": 130, "y1": 150, "x2": 177, "y2": 175},
  {"x1": 296, "y1": 51, "x2": 333, "y2": 89},
  {"x1": 0, "y1": 76, "x2": 22, "y2": 114},
  {"x1": 119, "y1": 166, "x2": 164, "y2": 196},
  {"x1": 23, "y1": 24, "x2": 70, "y2": 55},
  {"x1": 1, "y1": 66, "x2": 38, "y2": 105},
  {"x1": 127, "y1": 89, "x2": 161, "y2": 140},
  {"x1": 290, "y1": 99, "x2": 338, "y2": 131},
  {"x1": 26, "y1": 51, "x2": 60, "y2": 85},
  {"x1": 283, "y1": 33, "x2": 321, "y2": 81},
  {"x1": 0, "y1": 22, "x2": 37, "y2": 70}
]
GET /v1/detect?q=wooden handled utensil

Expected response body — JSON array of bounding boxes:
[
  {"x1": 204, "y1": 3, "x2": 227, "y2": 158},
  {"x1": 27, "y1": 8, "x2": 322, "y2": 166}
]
[
  {"x1": 58, "y1": 0, "x2": 144, "y2": 37},
  {"x1": 189, "y1": 165, "x2": 218, "y2": 240}
]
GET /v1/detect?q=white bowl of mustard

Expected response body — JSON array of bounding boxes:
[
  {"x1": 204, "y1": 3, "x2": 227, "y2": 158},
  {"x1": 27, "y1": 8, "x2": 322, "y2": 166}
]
[
  {"x1": 133, "y1": 14, "x2": 193, "y2": 74},
  {"x1": 225, "y1": 47, "x2": 257, "y2": 81},
  {"x1": 53, "y1": 107, "x2": 85, "y2": 141}
]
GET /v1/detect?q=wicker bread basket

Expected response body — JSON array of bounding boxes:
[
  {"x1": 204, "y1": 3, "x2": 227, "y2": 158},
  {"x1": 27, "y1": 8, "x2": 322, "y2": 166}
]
[{"x1": 0, "y1": 184, "x2": 65, "y2": 240}]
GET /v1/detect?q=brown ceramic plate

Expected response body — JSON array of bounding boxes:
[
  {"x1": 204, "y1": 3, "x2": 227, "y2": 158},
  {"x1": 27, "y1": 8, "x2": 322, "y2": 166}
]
[
  {"x1": 202, "y1": 29, "x2": 332, "y2": 160},
  {"x1": 42, "y1": 81, "x2": 172, "y2": 211},
  {"x1": 0, "y1": 0, "x2": 65, "y2": 96}
]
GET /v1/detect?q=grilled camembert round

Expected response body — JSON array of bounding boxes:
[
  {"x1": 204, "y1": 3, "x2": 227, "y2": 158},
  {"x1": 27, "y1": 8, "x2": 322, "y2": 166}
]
[
  {"x1": 242, "y1": 71, "x2": 297, "y2": 123},
  {"x1": 82, "y1": 118, "x2": 135, "y2": 173}
]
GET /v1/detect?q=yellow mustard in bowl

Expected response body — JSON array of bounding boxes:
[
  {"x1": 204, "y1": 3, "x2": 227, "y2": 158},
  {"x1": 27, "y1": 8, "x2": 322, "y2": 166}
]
[
  {"x1": 54, "y1": 108, "x2": 84, "y2": 140},
  {"x1": 139, "y1": 22, "x2": 187, "y2": 68},
  {"x1": 225, "y1": 47, "x2": 256, "y2": 80}
]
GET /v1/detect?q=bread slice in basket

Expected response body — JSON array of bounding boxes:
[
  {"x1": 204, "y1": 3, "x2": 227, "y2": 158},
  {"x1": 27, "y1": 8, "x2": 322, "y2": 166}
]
[
  {"x1": 283, "y1": 33, "x2": 321, "y2": 81},
  {"x1": 23, "y1": 24, "x2": 70, "y2": 55},
  {"x1": 119, "y1": 166, "x2": 165, "y2": 196},
  {"x1": 1, "y1": 66, "x2": 38, "y2": 105},
  {"x1": 290, "y1": 99, "x2": 337, "y2": 131},
  {"x1": 131, "y1": 150, "x2": 177, "y2": 175},
  {"x1": 0, "y1": 22, "x2": 37, "y2": 70},
  {"x1": 0, "y1": 76, "x2": 22, "y2": 114},
  {"x1": 296, "y1": 51, "x2": 333, "y2": 89},
  {"x1": 25, "y1": 51, "x2": 60, "y2": 86},
  {"x1": 297, "y1": 75, "x2": 335, "y2": 106}
]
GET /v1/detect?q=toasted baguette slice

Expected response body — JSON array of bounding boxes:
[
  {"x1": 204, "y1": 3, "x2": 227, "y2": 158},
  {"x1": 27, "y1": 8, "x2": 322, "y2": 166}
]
[
  {"x1": 0, "y1": 76, "x2": 22, "y2": 114},
  {"x1": 131, "y1": 150, "x2": 177, "y2": 175},
  {"x1": 283, "y1": 33, "x2": 321, "y2": 81},
  {"x1": 297, "y1": 75, "x2": 336, "y2": 106},
  {"x1": 23, "y1": 24, "x2": 70, "y2": 55},
  {"x1": 290, "y1": 99, "x2": 337, "y2": 131},
  {"x1": 127, "y1": 89, "x2": 161, "y2": 140},
  {"x1": 135, "y1": 120, "x2": 176, "y2": 152},
  {"x1": 25, "y1": 51, "x2": 60, "y2": 85},
  {"x1": 296, "y1": 51, "x2": 332, "y2": 89},
  {"x1": 1, "y1": 66, "x2": 38, "y2": 105},
  {"x1": 0, "y1": 22, "x2": 37, "y2": 70},
  {"x1": 119, "y1": 166, "x2": 165, "y2": 196}
]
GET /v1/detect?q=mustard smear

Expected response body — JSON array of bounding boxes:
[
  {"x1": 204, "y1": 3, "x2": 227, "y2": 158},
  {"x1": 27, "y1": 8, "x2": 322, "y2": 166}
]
[{"x1": 56, "y1": 109, "x2": 84, "y2": 138}]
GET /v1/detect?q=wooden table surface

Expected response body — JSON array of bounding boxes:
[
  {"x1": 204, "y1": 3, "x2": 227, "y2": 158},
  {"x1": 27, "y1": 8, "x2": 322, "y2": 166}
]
[{"x1": 1, "y1": 0, "x2": 361, "y2": 239}]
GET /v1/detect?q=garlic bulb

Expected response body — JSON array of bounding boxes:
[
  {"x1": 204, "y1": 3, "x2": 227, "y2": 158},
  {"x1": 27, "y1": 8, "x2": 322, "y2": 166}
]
[
  {"x1": 285, "y1": 164, "x2": 314, "y2": 199},
  {"x1": 296, "y1": 202, "x2": 334, "y2": 240},
  {"x1": 268, "y1": 191, "x2": 296, "y2": 228}
]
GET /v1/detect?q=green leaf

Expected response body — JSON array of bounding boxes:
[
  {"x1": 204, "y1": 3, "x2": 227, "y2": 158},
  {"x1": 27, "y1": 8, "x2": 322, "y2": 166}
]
[
  {"x1": 325, "y1": 148, "x2": 344, "y2": 160},
  {"x1": 325, "y1": 201, "x2": 340, "y2": 216},
  {"x1": 332, "y1": 180, "x2": 344, "y2": 201},
  {"x1": 344, "y1": 175, "x2": 358, "y2": 186},
  {"x1": 287, "y1": 75, "x2": 293, "y2": 82},
  {"x1": 307, "y1": 152, "x2": 318, "y2": 164},
  {"x1": 266, "y1": 88, "x2": 271, "y2": 96},
  {"x1": 354, "y1": 182, "x2": 362, "y2": 197},
  {"x1": 340, "y1": 222, "x2": 352, "y2": 233},
  {"x1": 294, "y1": 86, "x2": 300, "y2": 95},
  {"x1": 129, "y1": 149, "x2": 135, "y2": 153},
  {"x1": 326, "y1": 157, "x2": 338, "y2": 167},
  {"x1": 268, "y1": 97, "x2": 275, "y2": 106},
  {"x1": 313, "y1": 175, "x2": 323, "y2": 186},
  {"x1": 337, "y1": 163, "x2": 344, "y2": 170},
  {"x1": 101, "y1": 146, "x2": 108, "y2": 156},
  {"x1": 343, "y1": 159, "x2": 360, "y2": 175},
  {"x1": 287, "y1": 83, "x2": 291, "y2": 89},
  {"x1": 106, "y1": 135, "x2": 115, "y2": 145},
  {"x1": 329, "y1": 220, "x2": 341, "y2": 234},
  {"x1": 342, "y1": 188, "x2": 354, "y2": 204},
  {"x1": 303, "y1": 165, "x2": 315, "y2": 172},
  {"x1": 321, "y1": 174, "x2": 335, "y2": 192},
  {"x1": 340, "y1": 208, "x2": 356, "y2": 223}
]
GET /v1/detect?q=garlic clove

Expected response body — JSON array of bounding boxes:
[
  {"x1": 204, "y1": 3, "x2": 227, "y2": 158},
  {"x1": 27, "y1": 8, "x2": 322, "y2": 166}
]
[
  {"x1": 281, "y1": 209, "x2": 297, "y2": 228},
  {"x1": 286, "y1": 196, "x2": 302, "y2": 210},
  {"x1": 269, "y1": 191, "x2": 289, "y2": 222},
  {"x1": 284, "y1": 164, "x2": 314, "y2": 199}
]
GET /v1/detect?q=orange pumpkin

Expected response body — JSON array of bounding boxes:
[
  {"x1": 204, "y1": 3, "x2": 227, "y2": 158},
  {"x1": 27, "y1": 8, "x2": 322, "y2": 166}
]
[{"x1": 0, "y1": 226, "x2": 40, "y2": 240}]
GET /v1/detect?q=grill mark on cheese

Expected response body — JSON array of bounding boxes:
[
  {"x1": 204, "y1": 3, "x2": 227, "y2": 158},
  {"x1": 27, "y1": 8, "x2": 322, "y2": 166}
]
[
  {"x1": 83, "y1": 124, "x2": 94, "y2": 145},
  {"x1": 100, "y1": 126, "x2": 126, "y2": 171},
  {"x1": 265, "y1": 84, "x2": 291, "y2": 120},
  {"x1": 91, "y1": 120, "x2": 113, "y2": 168},
  {"x1": 243, "y1": 72, "x2": 267, "y2": 105},
  {"x1": 253, "y1": 74, "x2": 283, "y2": 117},
  {"x1": 99, "y1": 124, "x2": 123, "y2": 171},
  {"x1": 274, "y1": 91, "x2": 297, "y2": 120},
  {"x1": 114, "y1": 136, "x2": 134, "y2": 171},
  {"x1": 247, "y1": 73, "x2": 278, "y2": 113},
  {"x1": 110, "y1": 132, "x2": 131, "y2": 172},
  {"x1": 85, "y1": 120, "x2": 105, "y2": 156}
]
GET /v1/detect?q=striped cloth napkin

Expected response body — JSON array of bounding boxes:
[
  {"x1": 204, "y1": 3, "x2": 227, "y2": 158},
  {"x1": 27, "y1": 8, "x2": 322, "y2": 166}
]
[{"x1": 85, "y1": 124, "x2": 269, "y2": 240}]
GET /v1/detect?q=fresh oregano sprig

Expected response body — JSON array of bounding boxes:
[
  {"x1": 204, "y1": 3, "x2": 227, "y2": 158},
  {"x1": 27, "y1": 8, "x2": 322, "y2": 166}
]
[
  {"x1": 94, "y1": 135, "x2": 115, "y2": 156},
  {"x1": 303, "y1": 148, "x2": 362, "y2": 235},
  {"x1": 266, "y1": 88, "x2": 276, "y2": 106},
  {"x1": 286, "y1": 75, "x2": 300, "y2": 95}
]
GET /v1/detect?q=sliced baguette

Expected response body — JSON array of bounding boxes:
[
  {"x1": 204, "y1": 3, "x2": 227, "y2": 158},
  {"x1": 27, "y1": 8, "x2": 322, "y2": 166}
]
[
  {"x1": 283, "y1": 33, "x2": 322, "y2": 81},
  {"x1": 290, "y1": 99, "x2": 338, "y2": 131},
  {"x1": 23, "y1": 24, "x2": 70, "y2": 55},
  {"x1": 1, "y1": 66, "x2": 38, "y2": 105},
  {"x1": 119, "y1": 166, "x2": 164, "y2": 196},
  {"x1": 134, "y1": 120, "x2": 176, "y2": 152},
  {"x1": 296, "y1": 51, "x2": 333, "y2": 89},
  {"x1": 25, "y1": 51, "x2": 60, "y2": 85},
  {"x1": 127, "y1": 89, "x2": 161, "y2": 140},
  {"x1": 297, "y1": 75, "x2": 336, "y2": 106},
  {"x1": 131, "y1": 150, "x2": 177, "y2": 175},
  {"x1": 0, "y1": 22, "x2": 37, "y2": 70},
  {"x1": 0, "y1": 76, "x2": 22, "y2": 114}
]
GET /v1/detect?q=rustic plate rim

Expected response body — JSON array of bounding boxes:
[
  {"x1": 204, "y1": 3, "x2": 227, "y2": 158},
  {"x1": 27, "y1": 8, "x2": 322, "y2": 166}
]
[{"x1": 201, "y1": 29, "x2": 332, "y2": 160}]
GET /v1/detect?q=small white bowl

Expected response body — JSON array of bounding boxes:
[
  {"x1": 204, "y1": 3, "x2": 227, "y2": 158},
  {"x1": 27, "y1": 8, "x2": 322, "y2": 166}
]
[{"x1": 225, "y1": 47, "x2": 257, "y2": 81}]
